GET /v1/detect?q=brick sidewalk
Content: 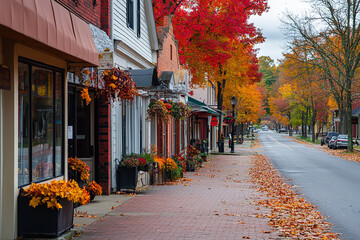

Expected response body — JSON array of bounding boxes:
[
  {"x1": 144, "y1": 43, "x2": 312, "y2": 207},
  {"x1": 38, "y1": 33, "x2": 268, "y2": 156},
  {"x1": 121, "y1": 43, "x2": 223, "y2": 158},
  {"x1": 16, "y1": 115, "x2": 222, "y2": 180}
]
[{"x1": 74, "y1": 154, "x2": 280, "y2": 240}]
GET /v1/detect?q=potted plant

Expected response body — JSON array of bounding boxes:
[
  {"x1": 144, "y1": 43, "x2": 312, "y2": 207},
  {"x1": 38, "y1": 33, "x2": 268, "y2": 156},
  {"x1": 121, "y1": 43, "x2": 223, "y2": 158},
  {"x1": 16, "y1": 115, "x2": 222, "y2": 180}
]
[
  {"x1": 18, "y1": 180, "x2": 90, "y2": 237},
  {"x1": 68, "y1": 157, "x2": 90, "y2": 187},
  {"x1": 116, "y1": 155, "x2": 149, "y2": 191},
  {"x1": 85, "y1": 181, "x2": 103, "y2": 201},
  {"x1": 201, "y1": 153, "x2": 208, "y2": 162},
  {"x1": 165, "y1": 157, "x2": 181, "y2": 181},
  {"x1": 173, "y1": 154, "x2": 186, "y2": 177},
  {"x1": 185, "y1": 157, "x2": 196, "y2": 172},
  {"x1": 196, "y1": 155, "x2": 204, "y2": 168}
]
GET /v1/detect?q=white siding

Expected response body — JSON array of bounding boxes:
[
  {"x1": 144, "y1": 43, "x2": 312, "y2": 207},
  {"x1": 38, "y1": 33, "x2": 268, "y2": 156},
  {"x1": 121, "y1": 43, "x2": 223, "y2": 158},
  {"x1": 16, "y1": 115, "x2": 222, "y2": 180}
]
[{"x1": 113, "y1": 0, "x2": 153, "y2": 64}]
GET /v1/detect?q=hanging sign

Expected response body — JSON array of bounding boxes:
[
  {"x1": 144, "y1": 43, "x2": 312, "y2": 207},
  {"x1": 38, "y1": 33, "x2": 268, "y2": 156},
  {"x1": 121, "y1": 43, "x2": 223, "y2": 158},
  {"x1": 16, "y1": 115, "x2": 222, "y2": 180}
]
[{"x1": 210, "y1": 117, "x2": 219, "y2": 127}]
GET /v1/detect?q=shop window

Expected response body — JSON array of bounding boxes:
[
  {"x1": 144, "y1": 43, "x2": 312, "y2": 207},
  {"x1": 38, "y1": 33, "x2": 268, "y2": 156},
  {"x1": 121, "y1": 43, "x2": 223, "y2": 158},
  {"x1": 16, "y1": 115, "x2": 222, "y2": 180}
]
[{"x1": 18, "y1": 59, "x2": 64, "y2": 186}]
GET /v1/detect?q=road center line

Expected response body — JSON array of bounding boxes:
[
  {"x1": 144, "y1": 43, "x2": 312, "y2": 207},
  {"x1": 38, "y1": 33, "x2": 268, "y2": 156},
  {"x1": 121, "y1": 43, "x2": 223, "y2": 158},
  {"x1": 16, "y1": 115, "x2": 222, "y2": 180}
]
[{"x1": 268, "y1": 135, "x2": 292, "y2": 150}]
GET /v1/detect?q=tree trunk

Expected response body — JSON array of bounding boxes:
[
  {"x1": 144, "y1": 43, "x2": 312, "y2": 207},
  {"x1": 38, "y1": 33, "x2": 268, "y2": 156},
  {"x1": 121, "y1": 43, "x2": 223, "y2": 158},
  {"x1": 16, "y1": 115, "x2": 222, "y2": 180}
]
[
  {"x1": 301, "y1": 112, "x2": 305, "y2": 137},
  {"x1": 217, "y1": 79, "x2": 226, "y2": 142},
  {"x1": 304, "y1": 109, "x2": 308, "y2": 138},
  {"x1": 288, "y1": 113, "x2": 292, "y2": 136},
  {"x1": 311, "y1": 113, "x2": 316, "y2": 143},
  {"x1": 339, "y1": 108, "x2": 347, "y2": 134},
  {"x1": 346, "y1": 91, "x2": 353, "y2": 151}
]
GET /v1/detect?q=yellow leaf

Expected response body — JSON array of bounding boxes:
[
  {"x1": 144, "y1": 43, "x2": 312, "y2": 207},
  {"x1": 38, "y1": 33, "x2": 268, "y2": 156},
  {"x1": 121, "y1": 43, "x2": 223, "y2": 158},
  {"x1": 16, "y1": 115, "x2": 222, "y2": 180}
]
[{"x1": 29, "y1": 197, "x2": 41, "y2": 208}]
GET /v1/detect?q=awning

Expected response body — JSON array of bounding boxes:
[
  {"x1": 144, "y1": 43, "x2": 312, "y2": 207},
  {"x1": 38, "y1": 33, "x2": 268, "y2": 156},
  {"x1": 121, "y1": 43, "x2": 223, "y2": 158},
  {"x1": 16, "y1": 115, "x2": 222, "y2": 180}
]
[
  {"x1": 0, "y1": 0, "x2": 98, "y2": 66},
  {"x1": 352, "y1": 107, "x2": 360, "y2": 117},
  {"x1": 128, "y1": 68, "x2": 160, "y2": 88},
  {"x1": 188, "y1": 97, "x2": 221, "y2": 116}
]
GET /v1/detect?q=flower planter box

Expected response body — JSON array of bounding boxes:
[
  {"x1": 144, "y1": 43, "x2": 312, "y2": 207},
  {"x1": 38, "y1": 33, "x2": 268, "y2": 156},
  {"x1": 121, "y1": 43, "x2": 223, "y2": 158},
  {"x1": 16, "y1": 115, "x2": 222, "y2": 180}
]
[
  {"x1": 117, "y1": 166, "x2": 138, "y2": 191},
  {"x1": 18, "y1": 195, "x2": 74, "y2": 237}
]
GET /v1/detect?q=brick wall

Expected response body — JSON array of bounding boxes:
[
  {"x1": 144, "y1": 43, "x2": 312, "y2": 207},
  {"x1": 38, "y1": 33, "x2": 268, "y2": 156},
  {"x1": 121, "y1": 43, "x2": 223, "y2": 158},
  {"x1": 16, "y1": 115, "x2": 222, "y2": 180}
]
[
  {"x1": 57, "y1": 0, "x2": 101, "y2": 27},
  {"x1": 57, "y1": 0, "x2": 111, "y2": 36},
  {"x1": 100, "y1": 0, "x2": 111, "y2": 35},
  {"x1": 96, "y1": 101, "x2": 111, "y2": 195},
  {"x1": 175, "y1": 119, "x2": 180, "y2": 154},
  {"x1": 157, "y1": 119, "x2": 164, "y2": 157},
  {"x1": 157, "y1": 16, "x2": 180, "y2": 76}
]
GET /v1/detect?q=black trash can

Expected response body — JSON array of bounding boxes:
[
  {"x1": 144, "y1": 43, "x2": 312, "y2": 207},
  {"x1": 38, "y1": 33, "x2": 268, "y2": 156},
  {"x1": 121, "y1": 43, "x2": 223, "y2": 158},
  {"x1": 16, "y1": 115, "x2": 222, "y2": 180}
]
[{"x1": 217, "y1": 142, "x2": 224, "y2": 152}]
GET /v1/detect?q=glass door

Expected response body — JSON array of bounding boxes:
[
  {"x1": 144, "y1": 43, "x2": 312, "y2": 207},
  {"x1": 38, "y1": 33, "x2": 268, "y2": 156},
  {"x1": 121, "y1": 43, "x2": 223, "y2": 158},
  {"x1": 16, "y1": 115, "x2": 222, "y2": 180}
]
[{"x1": 68, "y1": 86, "x2": 95, "y2": 181}]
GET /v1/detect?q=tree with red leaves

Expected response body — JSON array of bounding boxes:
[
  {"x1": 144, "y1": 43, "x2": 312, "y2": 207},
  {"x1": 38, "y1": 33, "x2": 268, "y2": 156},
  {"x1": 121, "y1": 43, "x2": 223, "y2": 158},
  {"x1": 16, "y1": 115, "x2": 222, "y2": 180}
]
[{"x1": 153, "y1": 0, "x2": 268, "y2": 139}]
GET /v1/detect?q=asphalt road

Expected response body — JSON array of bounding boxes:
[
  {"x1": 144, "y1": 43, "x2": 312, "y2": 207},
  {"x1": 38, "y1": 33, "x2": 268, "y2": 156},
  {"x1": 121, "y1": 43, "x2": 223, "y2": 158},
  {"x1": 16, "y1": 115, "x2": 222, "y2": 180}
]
[{"x1": 259, "y1": 131, "x2": 360, "y2": 240}]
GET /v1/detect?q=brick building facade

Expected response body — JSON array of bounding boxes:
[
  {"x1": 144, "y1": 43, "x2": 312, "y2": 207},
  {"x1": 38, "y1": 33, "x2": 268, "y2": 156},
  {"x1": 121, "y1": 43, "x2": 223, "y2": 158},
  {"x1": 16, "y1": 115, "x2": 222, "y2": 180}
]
[
  {"x1": 156, "y1": 16, "x2": 186, "y2": 157},
  {"x1": 62, "y1": 0, "x2": 112, "y2": 194}
]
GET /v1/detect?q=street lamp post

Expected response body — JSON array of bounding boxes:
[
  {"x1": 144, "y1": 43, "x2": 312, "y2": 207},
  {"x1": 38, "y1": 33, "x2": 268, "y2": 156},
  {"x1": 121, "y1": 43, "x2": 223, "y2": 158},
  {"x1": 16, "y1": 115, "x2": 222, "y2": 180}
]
[{"x1": 230, "y1": 96, "x2": 237, "y2": 153}]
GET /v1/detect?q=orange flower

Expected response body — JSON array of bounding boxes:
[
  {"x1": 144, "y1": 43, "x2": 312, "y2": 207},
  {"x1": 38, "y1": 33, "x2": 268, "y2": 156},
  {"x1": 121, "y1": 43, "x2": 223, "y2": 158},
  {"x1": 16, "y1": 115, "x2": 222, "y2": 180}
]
[
  {"x1": 68, "y1": 157, "x2": 90, "y2": 182},
  {"x1": 23, "y1": 180, "x2": 90, "y2": 209},
  {"x1": 86, "y1": 181, "x2": 102, "y2": 196}
]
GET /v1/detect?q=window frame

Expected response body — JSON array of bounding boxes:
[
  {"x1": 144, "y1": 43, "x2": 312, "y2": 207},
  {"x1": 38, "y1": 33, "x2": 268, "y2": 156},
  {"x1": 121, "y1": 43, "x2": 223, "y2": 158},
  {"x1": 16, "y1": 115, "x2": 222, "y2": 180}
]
[
  {"x1": 127, "y1": 0, "x2": 141, "y2": 38},
  {"x1": 137, "y1": 0, "x2": 141, "y2": 38},
  {"x1": 127, "y1": 0, "x2": 134, "y2": 30},
  {"x1": 18, "y1": 57, "x2": 65, "y2": 187}
]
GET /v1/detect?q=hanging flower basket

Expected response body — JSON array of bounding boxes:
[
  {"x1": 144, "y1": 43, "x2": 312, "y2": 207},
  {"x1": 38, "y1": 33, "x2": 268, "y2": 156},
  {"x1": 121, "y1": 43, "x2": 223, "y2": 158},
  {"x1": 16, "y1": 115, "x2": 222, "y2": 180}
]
[
  {"x1": 223, "y1": 115, "x2": 235, "y2": 124},
  {"x1": 79, "y1": 67, "x2": 139, "y2": 105},
  {"x1": 147, "y1": 99, "x2": 170, "y2": 123}
]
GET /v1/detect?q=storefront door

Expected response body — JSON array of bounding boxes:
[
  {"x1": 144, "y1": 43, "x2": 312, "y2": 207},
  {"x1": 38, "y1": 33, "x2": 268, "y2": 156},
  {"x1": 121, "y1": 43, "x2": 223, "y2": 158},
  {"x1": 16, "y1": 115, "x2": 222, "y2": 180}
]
[{"x1": 68, "y1": 86, "x2": 95, "y2": 181}]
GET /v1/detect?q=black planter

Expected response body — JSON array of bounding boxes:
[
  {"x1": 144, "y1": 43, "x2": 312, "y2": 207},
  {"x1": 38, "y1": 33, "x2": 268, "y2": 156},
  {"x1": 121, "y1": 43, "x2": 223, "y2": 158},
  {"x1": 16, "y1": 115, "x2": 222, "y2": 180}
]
[
  {"x1": 89, "y1": 193, "x2": 95, "y2": 201},
  {"x1": 217, "y1": 142, "x2": 224, "y2": 152},
  {"x1": 18, "y1": 195, "x2": 74, "y2": 237},
  {"x1": 186, "y1": 162, "x2": 195, "y2": 172},
  {"x1": 117, "y1": 166, "x2": 138, "y2": 190}
]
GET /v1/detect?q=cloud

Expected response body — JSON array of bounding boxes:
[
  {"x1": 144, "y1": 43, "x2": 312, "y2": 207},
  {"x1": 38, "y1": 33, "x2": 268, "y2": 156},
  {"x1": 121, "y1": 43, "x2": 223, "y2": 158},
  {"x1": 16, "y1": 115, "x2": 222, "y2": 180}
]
[{"x1": 250, "y1": 0, "x2": 311, "y2": 62}]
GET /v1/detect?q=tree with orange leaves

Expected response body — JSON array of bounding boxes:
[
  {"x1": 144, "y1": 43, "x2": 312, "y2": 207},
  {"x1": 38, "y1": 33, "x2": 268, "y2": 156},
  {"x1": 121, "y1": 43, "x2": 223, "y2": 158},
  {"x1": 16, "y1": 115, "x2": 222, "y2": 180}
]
[{"x1": 284, "y1": 0, "x2": 360, "y2": 150}]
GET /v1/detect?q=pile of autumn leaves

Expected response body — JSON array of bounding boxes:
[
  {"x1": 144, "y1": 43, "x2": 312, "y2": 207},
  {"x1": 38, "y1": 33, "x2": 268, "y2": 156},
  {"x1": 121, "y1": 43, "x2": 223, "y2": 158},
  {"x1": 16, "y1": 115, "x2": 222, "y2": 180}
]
[{"x1": 250, "y1": 154, "x2": 339, "y2": 239}]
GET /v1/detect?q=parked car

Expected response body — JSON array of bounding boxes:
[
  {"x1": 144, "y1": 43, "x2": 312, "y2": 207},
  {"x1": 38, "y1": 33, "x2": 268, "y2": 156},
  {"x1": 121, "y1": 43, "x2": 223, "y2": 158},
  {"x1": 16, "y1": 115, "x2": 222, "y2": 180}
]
[
  {"x1": 328, "y1": 136, "x2": 337, "y2": 149},
  {"x1": 279, "y1": 128, "x2": 287, "y2": 133},
  {"x1": 321, "y1": 132, "x2": 339, "y2": 146},
  {"x1": 334, "y1": 134, "x2": 348, "y2": 149}
]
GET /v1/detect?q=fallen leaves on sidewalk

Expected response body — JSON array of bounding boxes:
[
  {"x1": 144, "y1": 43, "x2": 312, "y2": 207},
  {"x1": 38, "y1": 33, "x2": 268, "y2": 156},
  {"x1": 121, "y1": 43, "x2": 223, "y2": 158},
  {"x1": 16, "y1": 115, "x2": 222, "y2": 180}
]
[
  {"x1": 250, "y1": 154, "x2": 340, "y2": 239},
  {"x1": 114, "y1": 191, "x2": 137, "y2": 196},
  {"x1": 74, "y1": 211, "x2": 98, "y2": 218},
  {"x1": 164, "y1": 178, "x2": 194, "y2": 185}
]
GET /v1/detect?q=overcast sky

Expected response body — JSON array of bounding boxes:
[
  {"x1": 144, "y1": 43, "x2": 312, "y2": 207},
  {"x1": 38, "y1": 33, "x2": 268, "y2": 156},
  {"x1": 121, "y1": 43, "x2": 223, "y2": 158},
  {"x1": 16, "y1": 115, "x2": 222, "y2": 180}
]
[{"x1": 250, "y1": 0, "x2": 311, "y2": 64}]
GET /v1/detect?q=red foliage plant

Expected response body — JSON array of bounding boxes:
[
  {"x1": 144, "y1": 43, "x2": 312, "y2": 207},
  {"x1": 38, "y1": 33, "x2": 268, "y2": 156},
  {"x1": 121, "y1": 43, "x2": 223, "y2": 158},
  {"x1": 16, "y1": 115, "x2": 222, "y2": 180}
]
[{"x1": 153, "y1": 0, "x2": 269, "y2": 86}]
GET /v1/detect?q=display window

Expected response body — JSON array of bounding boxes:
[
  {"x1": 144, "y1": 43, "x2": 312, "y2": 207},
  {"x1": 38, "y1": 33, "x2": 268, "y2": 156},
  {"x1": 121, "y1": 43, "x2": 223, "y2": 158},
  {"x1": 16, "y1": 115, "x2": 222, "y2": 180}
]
[{"x1": 18, "y1": 58, "x2": 64, "y2": 186}]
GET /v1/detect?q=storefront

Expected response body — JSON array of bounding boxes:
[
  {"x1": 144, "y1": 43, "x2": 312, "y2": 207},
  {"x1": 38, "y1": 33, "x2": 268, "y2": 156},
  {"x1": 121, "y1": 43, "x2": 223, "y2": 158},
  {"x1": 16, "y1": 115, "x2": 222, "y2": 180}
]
[{"x1": 0, "y1": 0, "x2": 98, "y2": 238}]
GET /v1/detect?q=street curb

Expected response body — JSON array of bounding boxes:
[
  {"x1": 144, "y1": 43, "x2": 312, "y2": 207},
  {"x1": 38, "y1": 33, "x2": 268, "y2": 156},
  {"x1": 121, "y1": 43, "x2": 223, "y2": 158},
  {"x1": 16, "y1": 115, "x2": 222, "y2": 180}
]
[{"x1": 20, "y1": 228, "x2": 82, "y2": 240}]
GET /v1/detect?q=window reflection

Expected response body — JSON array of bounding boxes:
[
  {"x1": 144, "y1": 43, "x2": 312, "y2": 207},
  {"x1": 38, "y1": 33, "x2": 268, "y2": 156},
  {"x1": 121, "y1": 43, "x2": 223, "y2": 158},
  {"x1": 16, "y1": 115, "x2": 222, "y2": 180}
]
[
  {"x1": 55, "y1": 72, "x2": 63, "y2": 176},
  {"x1": 31, "y1": 67, "x2": 54, "y2": 181},
  {"x1": 18, "y1": 63, "x2": 30, "y2": 186}
]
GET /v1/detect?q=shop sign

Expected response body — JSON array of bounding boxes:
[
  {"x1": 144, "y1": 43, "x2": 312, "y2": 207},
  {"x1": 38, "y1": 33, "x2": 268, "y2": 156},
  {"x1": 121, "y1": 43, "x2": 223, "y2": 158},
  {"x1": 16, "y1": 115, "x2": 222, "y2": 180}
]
[
  {"x1": 210, "y1": 117, "x2": 219, "y2": 127},
  {"x1": 0, "y1": 65, "x2": 10, "y2": 90},
  {"x1": 98, "y1": 52, "x2": 113, "y2": 70}
]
